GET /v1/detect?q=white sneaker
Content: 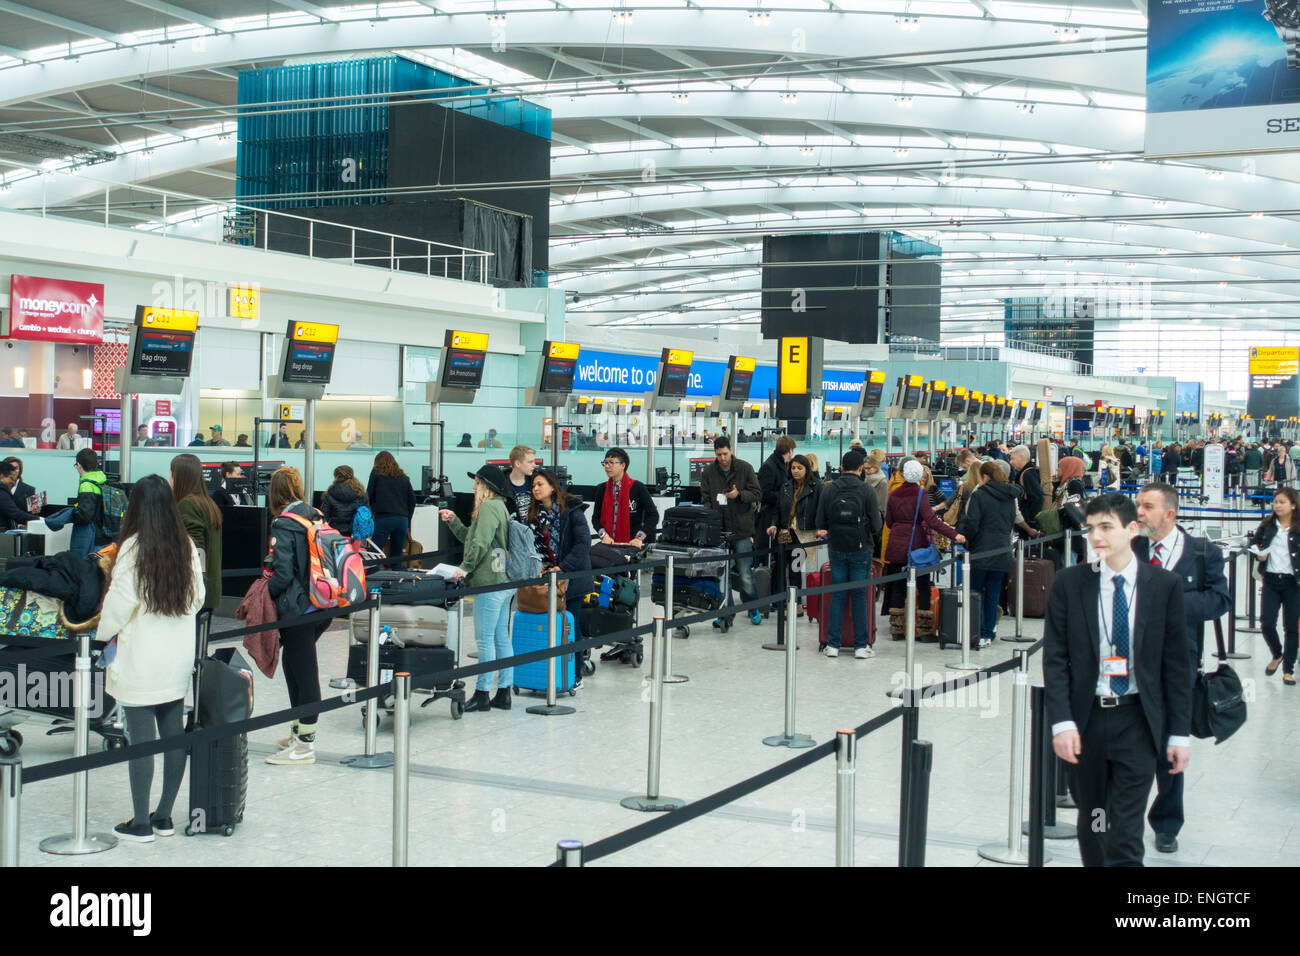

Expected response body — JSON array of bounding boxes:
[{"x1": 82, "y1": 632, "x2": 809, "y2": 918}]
[
  {"x1": 822, "y1": 645, "x2": 839, "y2": 658},
  {"x1": 855, "y1": 647, "x2": 873, "y2": 660},
  {"x1": 275, "y1": 732, "x2": 297, "y2": 751},
  {"x1": 266, "y1": 739, "x2": 315, "y2": 766}
]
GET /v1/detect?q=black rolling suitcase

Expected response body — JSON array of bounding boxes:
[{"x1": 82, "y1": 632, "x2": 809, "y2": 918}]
[
  {"x1": 186, "y1": 613, "x2": 253, "y2": 838},
  {"x1": 937, "y1": 587, "x2": 981, "y2": 649},
  {"x1": 660, "y1": 505, "x2": 724, "y2": 547}
]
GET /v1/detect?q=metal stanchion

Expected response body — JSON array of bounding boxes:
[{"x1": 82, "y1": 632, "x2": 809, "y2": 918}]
[
  {"x1": 662, "y1": 555, "x2": 688, "y2": 683},
  {"x1": 343, "y1": 592, "x2": 395, "y2": 769},
  {"x1": 763, "y1": 542, "x2": 789, "y2": 651},
  {"x1": 904, "y1": 567, "x2": 917, "y2": 691},
  {"x1": 1005, "y1": 539, "x2": 1035, "y2": 643},
  {"x1": 392, "y1": 672, "x2": 411, "y2": 867},
  {"x1": 528, "y1": 571, "x2": 577, "y2": 715},
  {"x1": 835, "y1": 729, "x2": 856, "y2": 867},
  {"x1": 764, "y1": 587, "x2": 814, "y2": 748},
  {"x1": 0, "y1": 756, "x2": 18, "y2": 867},
  {"x1": 950, "y1": 549, "x2": 979, "y2": 671},
  {"x1": 621, "y1": 618, "x2": 684, "y2": 812},
  {"x1": 1024, "y1": 685, "x2": 1074, "y2": 841},
  {"x1": 556, "y1": 839, "x2": 585, "y2": 866},
  {"x1": 1064, "y1": 528, "x2": 1074, "y2": 569},
  {"x1": 898, "y1": 703, "x2": 919, "y2": 866},
  {"x1": 902, "y1": 739, "x2": 933, "y2": 867},
  {"x1": 39, "y1": 631, "x2": 117, "y2": 854},
  {"x1": 1026, "y1": 685, "x2": 1049, "y2": 866},
  {"x1": 1242, "y1": 555, "x2": 1262, "y2": 634},
  {"x1": 978, "y1": 650, "x2": 1031, "y2": 864}
]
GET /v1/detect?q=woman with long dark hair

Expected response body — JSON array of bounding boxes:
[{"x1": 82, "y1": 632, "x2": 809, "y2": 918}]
[
  {"x1": 1252, "y1": 486, "x2": 1300, "y2": 684},
  {"x1": 956, "y1": 462, "x2": 1020, "y2": 649},
  {"x1": 169, "y1": 453, "x2": 222, "y2": 615},
  {"x1": 321, "y1": 464, "x2": 367, "y2": 538},
  {"x1": 98, "y1": 475, "x2": 205, "y2": 842},
  {"x1": 770, "y1": 454, "x2": 822, "y2": 616},
  {"x1": 265, "y1": 466, "x2": 330, "y2": 764},
  {"x1": 367, "y1": 451, "x2": 416, "y2": 556},
  {"x1": 528, "y1": 469, "x2": 593, "y2": 684}
]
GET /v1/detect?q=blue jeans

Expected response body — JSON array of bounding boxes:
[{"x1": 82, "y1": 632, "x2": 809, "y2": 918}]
[
  {"x1": 828, "y1": 548, "x2": 871, "y2": 649},
  {"x1": 473, "y1": 588, "x2": 513, "y2": 693},
  {"x1": 372, "y1": 514, "x2": 409, "y2": 555},
  {"x1": 725, "y1": 536, "x2": 756, "y2": 615},
  {"x1": 969, "y1": 569, "x2": 1005, "y2": 643}
]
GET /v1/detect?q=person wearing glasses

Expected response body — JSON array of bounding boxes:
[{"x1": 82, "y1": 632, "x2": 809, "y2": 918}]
[{"x1": 593, "y1": 447, "x2": 658, "y2": 547}]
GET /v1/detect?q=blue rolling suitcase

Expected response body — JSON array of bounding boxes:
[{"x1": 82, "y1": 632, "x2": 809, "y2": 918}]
[{"x1": 511, "y1": 610, "x2": 576, "y2": 696}]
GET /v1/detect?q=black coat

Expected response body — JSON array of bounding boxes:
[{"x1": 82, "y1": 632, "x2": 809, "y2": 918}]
[
  {"x1": 757, "y1": 452, "x2": 790, "y2": 533},
  {"x1": 1043, "y1": 561, "x2": 1193, "y2": 754},
  {"x1": 321, "y1": 482, "x2": 366, "y2": 537},
  {"x1": 1132, "y1": 530, "x2": 1230, "y2": 657},
  {"x1": 778, "y1": 478, "x2": 823, "y2": 534},
  {"x1": 1016, "y1": 467, "x2": 1044, "y2": 524},
  {"x1": 366, "y1": 472, "x2": 416, "y2": 519},
  {"x1": 0, "y1": 483, "x2": 30, "y2": 531},
  {"x1": 1250, "y1": 517, "x2": 1300, "y2": 585},
  {"x1": 532, "y1": 500, "x2": 594, "y2": 603},
  {"x1": 0, "y1": 551, "x2": 104, "y2": 623},
  {"x1": 956, "y1": 481, "x2": 1021, "y2": 573},
  {"x1": 267, "y1": 502, "x2": 317, "y2": 619}
]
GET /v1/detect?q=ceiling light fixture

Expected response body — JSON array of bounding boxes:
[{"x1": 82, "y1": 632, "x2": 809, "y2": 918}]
[
  {"x1": 1097, "y1": 159, "x2": 1114, "y2": 169},
  {"x1": 896, "y1": 15, "x2": 920, "y2": 30},
  {"x1": 895, "y1": 147, "x2": 910, "y2": 158},
  {"x1": 613, "y1": 8, "x2": 633, "y2": 21},
  {"x1": 1055, "y1": 26, "x2": 1080, "y2": 41},
  {"x1": 1153, "y1": 199, "x2": 1168, "y2": 208},
  {"x1": 1252, "y1": 211, "x2": 1265, "y2": 218},
  {"x1": 1196, "y1": 231, "x2": 1209, "y2": 238},
  {"x1": 672, "y1": 90, "x2": 689, "y2": 103},
  {"x1": 1157, "y1": 248, "x2": 1169, "y2": 254},
  {"x1": 800, "y1": 145, "x2": 815, "y2": 156},
  {"x1": 1116, "y1": 223, "x2": 1129, "y2": 231},
  {"x1": 1062, "y1": 192, "x2": 1077, "y2": 201},
  {"x1": 1016, "y1": 102, "x2": 1035, "y2": 114},
  {"x1": 779, "y1": 90, "x2": 798, "y2": 104},
  {"x1": 1207, "y1": 169, "x2": 1224, "y2": 180},
  {"x1": 895, "y1": 95, "x2": 914, "y2": 108},
  {"x1": 750, "y1": 9, "x2": 772, "y2": 24}
]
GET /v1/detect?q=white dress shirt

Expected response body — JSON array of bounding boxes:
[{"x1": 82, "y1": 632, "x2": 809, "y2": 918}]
[
  {"x1": 1266, "y1": 525, "x2": 1294, "y2": 575},
  {"x1": 1052, "y1": 553, "x2": 1191, "y2": 749}
]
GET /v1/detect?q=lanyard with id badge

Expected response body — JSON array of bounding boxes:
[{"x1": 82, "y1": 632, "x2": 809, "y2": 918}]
[{"x1": 1100, "y1": 579, "x2": 1129, "y2": 685}]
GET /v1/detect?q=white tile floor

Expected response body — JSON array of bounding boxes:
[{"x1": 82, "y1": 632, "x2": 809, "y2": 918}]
[{"x1": 7, "y1": 579, "x2": 1297, "y2": 867}]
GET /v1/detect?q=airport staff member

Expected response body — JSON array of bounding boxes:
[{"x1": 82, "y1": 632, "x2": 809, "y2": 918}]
[
  {"x1": 1133, "y1": 481, "x2": 1229, "y2": 854},
  {"x1": 56, "y1": 423, "x2": 79, "y2": 450},
  {"x1": 1043, "y1": 492, "x2": 1193, "y2": 867}
]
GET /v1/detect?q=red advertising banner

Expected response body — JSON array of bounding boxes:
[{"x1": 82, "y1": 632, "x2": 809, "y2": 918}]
[
  {"x1": 155, "y1": 400, "x2": 171, "y2": 416},
  {"x1": 8, "y1": 274, "x2": 104, "y2": 344}
]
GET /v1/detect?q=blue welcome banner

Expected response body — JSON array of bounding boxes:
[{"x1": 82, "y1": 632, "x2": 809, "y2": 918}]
[{"x1": 573, "y1": 348, "x2": 864, "y2": 401}]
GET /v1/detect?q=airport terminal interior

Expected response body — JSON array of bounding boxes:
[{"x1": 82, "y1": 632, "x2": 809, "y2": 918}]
[{"x1": 0, "y1": 0, "x2": 1297, "y2": 877}]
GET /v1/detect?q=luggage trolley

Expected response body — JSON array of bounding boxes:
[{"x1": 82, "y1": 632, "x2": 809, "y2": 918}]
[
  {"x1": 586, "y1": 543, "x2": 646, "y2": 668},
  {"x1": 650, "y1": 538, "x2": 735, "y2": 638},
  {"x1": 347, "y1": 570, "x2": 468, "y2": 721}
]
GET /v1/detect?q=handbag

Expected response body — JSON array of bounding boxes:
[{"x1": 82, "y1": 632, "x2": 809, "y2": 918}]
[
  {"x1": 516, "y1": 576, "x2": 568, "y2": 615},
  {"x1": 1190, "y1": 662, "x2": 1247, "y2": 744},
  {"x1": 906, "y1": 488, "x2": 941, "y2": 571},
  {"x1": 1036, "y1": 507, "x2": 1062, "y2": 536}
]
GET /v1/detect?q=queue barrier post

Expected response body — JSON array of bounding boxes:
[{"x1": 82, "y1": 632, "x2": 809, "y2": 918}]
[
  {"x1": 1005, "y1": 539, "x2": 1034, "y2": 644},
  {"x1": 978, "y1": 649, "x2": 1031, "y2": 865},
  {"x1": 556, "y1": 839, "x2": 584, "y2": 866},
  {"x1": 1242, "y1": 555, "x2": 1262, "y2": 635},
  {"x1": 621, "y1": 618, "x2": 685, "y2": 812},
  {"x1": 897, "y1": 702, "x2": 919, "y2": 867},
  {"x1": 950, "y1": 548, "x2": 979, "y2": 671},
  {"x1": 902, "y1": 739, "x2": 933, "y2": 868},
  {"x1": 527, "y1": 570, "x2": 577, "y2": 715},
  {"x1": 662, "y1": 555, "x2": 688, "y2": 683},
  {"x1": 0, "y1": 756, "x2": 18, "y2": 867},
  {"x1": 1026, "y1": 685, "x2": 1048, "y2": 867},
  {"x1": 1064, "y1": 528, "x2": 1074, "y2": 569},
  {"x1": 764, "y1": 587, "x2": 814, "y2": 748},
  {"x1": 904, "y1": 566, "x2": 917, "y2": 692},
  {"x1": 343, "y1": 592, "x2": 395, "y2": 769},
  {"x1": 392, "y1": 672, "x2": 411, "y2": 867},
  {"x1": 38, "y1": 631, "x2": 117, "y2": 855},
  {"x1": 835, "y1": 729, "x2": 856, "y2": 867}
]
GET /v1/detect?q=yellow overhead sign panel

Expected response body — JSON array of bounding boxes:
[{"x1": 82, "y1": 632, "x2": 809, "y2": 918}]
[
  {"x1": 137, "y1": 306, "x2": 198, "y2": 332},
  {"x1": 732, "y1": 355, "x2": 756, "y2": 372},
  {"x1": 665, "y1": 348, "x2": 694, "y2": 366},
  {"x1": 228, "y1": 286, "x2": 259, "y2": 320},
  {"x1": 289, "y1": 321, "x2": 338, "y2": 344},
  {"x1": 548, "y1": 341, "x2": 580, "y2": 360},
  {"x1": 449, "y1": 330, "x2": 489, "y2": 351},
  {"x1": 1250, "y1": 346, "x2": 1299, "y2": 376},
  {"x1": 779, "y1": 337, "x2": 810, "y2": 395}
]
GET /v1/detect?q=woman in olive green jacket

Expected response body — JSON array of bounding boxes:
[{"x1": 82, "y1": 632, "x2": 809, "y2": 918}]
[
  {"x1": 439, "y1": 466, "x2": 512, "y2": 712},
  {"x1": 170, "y1": 454, "x2": 222, "y2": 613}
]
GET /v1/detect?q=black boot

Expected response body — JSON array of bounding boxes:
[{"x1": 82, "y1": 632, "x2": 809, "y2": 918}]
[
  {"x1": 464, "y1": 690, "x2": 492, "y2": 712},
  {"x1": 491, "y1": 688, "x2": 512, "y2": 710}
]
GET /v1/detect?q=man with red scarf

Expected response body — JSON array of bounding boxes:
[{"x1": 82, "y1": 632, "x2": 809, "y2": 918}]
[{"x1": 593, "y1": 447, "x2": 658, "y2": 547}]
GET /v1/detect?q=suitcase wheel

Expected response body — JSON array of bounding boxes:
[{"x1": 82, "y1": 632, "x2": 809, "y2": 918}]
[
  {"x1": 583, "y1": 659, "x2": 596, "y2": 675},
  {"x1": 451, "y1": 699, "x2": 464, "y2": 720},
  {"x1": 674, "y1": 626, "x2": 689, "y2": 640},
  {"x1": 102, "y1": 734, "x2": 126, "y2": 752},
  {"x1": 0, "y1": 731, "x2": 18, "y2": 758},
  {"x1": 222, "y1": 825, "x2": 235, "y2": 837}
]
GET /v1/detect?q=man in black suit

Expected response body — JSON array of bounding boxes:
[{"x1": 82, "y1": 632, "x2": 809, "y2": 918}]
[
  {"x1": 1134, "y1": 482, "x2": 1229, "y2": 854},
  {"x1": 1043, "y1": 492, "x2": 1193, "y2": 867}
]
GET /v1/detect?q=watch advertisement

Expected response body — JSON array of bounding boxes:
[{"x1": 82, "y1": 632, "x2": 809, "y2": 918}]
[{"x1": 1146, "y1": 0, "x2": 1300, "y2": 156}]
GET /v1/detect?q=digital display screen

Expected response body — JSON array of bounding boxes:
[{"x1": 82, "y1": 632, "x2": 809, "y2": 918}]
[
  {"x1": 1093, "y1": 408, "x2": 1106, "y2": 425},
  {"x1": 658, "y1": 362, "x2": 691, "y2": 398},
  {"x1": 575, "y1": 397, "x2": 589, "y2": 414},
  {"x1": 131, "y1": 328, "x2": 194, "y2": 376},
  {"x1": 540, "y1": 354, "x2": 577, "y2": 394},
  {"x1": 1248, "y1": 347, "x2": 1299, "y2": 419},
  {"x1": 442, "y1": 347, "x2": 486, "y2": 389},
  {"x1": 1002, "y1": 402, "x2": 1013, "y2": 421},
  {"x1": 91, "y1": 408, "x2": 121, "y2": 435},
  {"x1": 967, "y1": 396, "x2": 982, "y2": 417},
  {"x1": 900, "y1": 379, "x2": 922, "y2": 410},
  {"x1": 862, "y1": 377, "x2": 885, "y2": 409},
  {"x1": 927, "y1": 388, "x2": 946, "y2": 413},
  {"x1": 592, "y1": 398, "x2": 604, "y2": 413},
  {"x1": 283, "y1": 342, "x2": 335, "y2": 385},
  {"x1": 689, "y1": 457, "x2": 714, "y2": 483},
  {"x1": 725, "y1": 366, "x2": 754, "y2": 402},
  {"x1": 749, "y1": 406, "x2": 761, "y2": 419},
  {"x1": 949, "y1": 392, "x2": 967, "y2": 416}
]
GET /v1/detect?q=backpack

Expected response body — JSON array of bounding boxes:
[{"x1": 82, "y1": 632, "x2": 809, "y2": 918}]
[
  {"x1": 504, "y1": 517, "x2": 543, "y2": 582},
  {"x1": 826, "y1": 481, "x2": 867, "y2": 552},
  {"x1": 351, "y1": 504, "x2": 374, "y2": 542},
  {"x1": 278, "y1": 510, "x2": 367, "y2": 609},
  {"x1": 84, "y1": 478, "x2": 128, "y2": 538}
]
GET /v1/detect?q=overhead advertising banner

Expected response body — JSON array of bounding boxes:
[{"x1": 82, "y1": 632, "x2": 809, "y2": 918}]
[
  {"x1": 1146, "y1": 0, "x2": 1300, "y2": 157},
  {"x1": 1175, "y1": 380, "x2": 1202, "y2": 421},
  {"x1": 7, "y1": 274, "x2": 104, "y2": 344},
  {"x1": 1248, "y1": 345, "x2": 1300, "y2": 418}
]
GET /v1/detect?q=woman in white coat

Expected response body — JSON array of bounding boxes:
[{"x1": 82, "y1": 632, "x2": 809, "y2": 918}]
[{"x1": 98, "y1": 474, "x2": 205, "y2": 843}]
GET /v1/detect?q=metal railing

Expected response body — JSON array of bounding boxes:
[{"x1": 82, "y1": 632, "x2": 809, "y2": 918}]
[{"x1": 26, "y1": 174, "x2": 494, "y2": 283}]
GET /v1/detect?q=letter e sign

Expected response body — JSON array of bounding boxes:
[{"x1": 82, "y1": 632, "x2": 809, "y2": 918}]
[{"x1": 779, "y1": 336, "x2": 809, "y2": 395}]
